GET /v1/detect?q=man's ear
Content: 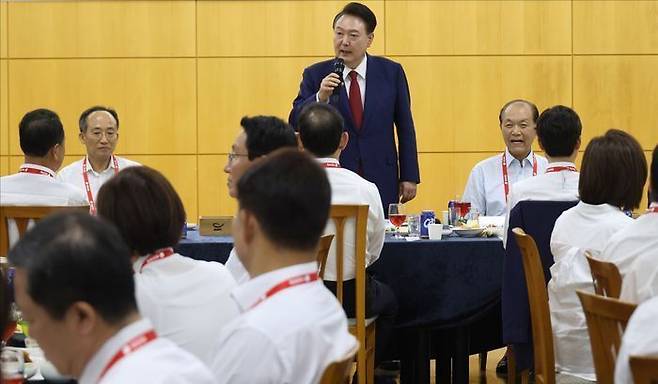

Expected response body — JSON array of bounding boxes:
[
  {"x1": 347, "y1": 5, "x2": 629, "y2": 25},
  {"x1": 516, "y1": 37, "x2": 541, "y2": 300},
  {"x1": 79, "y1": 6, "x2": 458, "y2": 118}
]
[
  {"x1": 65, "y1": 301, "x2": 98, "y2": 337},
  {"x1": 296, "y1": 132, "x2": 304, "y2": 151},
  {"x1": 78, "y1": 132, "x2": 86, "y2": 146},
  {"x1": 338, "y1": 131, "x2": 349, "y2": 151}
]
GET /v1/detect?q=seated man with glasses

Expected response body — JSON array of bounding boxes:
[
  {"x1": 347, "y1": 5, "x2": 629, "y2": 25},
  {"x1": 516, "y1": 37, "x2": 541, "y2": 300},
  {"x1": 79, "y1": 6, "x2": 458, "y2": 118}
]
[
  {"x1": 58, "y1": 106, "x2": 140, "y2": 214},
  {"x1": 223, "y1": 115, "x2": 298, "y2": 283}
]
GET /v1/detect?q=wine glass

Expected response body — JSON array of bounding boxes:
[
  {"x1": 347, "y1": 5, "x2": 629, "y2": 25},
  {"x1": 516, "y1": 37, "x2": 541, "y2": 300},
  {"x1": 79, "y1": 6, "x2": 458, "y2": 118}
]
[{"x1": 388, "y1": 203, "x2": 406, "y2": 239}]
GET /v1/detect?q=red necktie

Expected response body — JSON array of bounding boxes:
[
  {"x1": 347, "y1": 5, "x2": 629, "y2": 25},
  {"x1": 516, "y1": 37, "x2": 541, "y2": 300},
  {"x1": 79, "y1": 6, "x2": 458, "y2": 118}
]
[{"x1": 348, "y1": 71, "x2": 363, "y2": 130}]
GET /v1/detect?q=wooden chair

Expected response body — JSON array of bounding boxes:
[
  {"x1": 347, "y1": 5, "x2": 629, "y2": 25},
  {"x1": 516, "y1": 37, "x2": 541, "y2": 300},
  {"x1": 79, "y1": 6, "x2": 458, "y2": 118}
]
[
  {"x1": 328, "y1": 205, "x2": 375, "y2": 384},
  {"x1": 316, "y1": 234, "x2": 335, "y2": 279},
  {"x1": 319, "y1": 342, "x2": 359, "y2": 384},
  {"x1": 576, "y1": 290, "x2": 637, "y2": 384},
  {"x1": 0, "y1": 205, "x2": 90, "y2": 255},
  {"x1": 585, "y1": 251, "x2": 622, "y2": 298},
  {"x1": 512, "y1": 228, "x2": 554, "y2": 384},
  {"x1": 630, "y1": 355, "x2": 658, "y2": 384}
]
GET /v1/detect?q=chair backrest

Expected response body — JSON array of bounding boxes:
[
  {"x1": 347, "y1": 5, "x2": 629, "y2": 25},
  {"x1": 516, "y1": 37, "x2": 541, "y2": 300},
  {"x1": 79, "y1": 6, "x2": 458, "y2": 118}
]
[
  {"x1": 630, "y1": 355, "x2": 658, "y2": 384},
  {"x1": 328, "y1": 204, "x2": 368, "y2": 323},
  {"x1": 576, "y1": 290, "x2": 637, "y2": 384},
  {"x1": 585, "y1": 252, "x2": 622, "y2": 298},
  {"x1": 503, "y1": 200, "x2": 578, "y2": 372},
  {"x1": 316, "y1": 234, "x2": 335, "y2": 279},
  {"x1": 0, "y1": 205, "x2": 90, "y2": 255},
  {"x1": 512, "y1": 228, "x2": 555, "y2": 384},
  {"x1": 319, "y1": 342, "x2": 359, "y2": 384}
]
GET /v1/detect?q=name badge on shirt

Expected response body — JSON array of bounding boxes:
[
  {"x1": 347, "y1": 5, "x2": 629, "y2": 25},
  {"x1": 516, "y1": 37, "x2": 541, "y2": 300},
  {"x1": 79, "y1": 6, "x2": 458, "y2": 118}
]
[{"x1": 199, "y1": 216, "x2": 233, "y2": 236}]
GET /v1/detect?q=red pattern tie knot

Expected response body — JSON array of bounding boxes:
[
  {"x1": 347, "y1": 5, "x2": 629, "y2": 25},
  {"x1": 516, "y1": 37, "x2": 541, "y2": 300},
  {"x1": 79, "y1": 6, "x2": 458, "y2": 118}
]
[{"x1": 348, "y1": 71, "x2": 363, "y2": 130}]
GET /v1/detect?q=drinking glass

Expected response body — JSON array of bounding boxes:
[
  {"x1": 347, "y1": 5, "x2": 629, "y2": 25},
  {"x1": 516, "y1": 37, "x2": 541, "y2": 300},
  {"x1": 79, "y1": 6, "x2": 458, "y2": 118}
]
[{"x1": 388, "y1": 204, "x2": 406, "y2": 239}]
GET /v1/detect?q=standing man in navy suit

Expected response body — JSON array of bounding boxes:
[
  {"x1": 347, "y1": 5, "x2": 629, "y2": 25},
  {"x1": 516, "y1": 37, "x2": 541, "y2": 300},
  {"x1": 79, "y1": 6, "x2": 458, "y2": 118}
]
[{"x1": 289, "y1": 2, "x2": 420, "y2": 213}]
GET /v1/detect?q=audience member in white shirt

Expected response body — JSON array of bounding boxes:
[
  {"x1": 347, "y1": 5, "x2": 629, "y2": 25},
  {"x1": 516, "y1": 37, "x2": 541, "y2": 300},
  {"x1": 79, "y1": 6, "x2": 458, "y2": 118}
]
[
  {"x1": 503, "y1": 105, "x2": 582, "y2": 246},
  {"x1": 222, "y1": 116, "x2": 298, "y2": 284},
  {"x1": 463, "y1": 99, "x2": 548, "y2": 216},
  {"x1": 8, "y1": 212, "x2": 214, "y2": 384},
  {"x1": 549, "y1": 129, "x2": 648, "y2": 381},
  {"x1": 0, "y1": 109, "x2": 88, "y2": 246},
  {"x1": 97, "y1": 166, "x2": 238, "y2": 366},
  {"x1": 211, "y1": 149, "x2": 358, "y2": 384},
  {"x1": 614, "y1": 295, "x2": 658, "y2": 384},
  {"x1": 58, "y1": 106, "x2": 140, "y2": 214},
  {"x1": 297, "y1": 103, "x2": 396, "y2": 372},
  {"x1": 601, "y1": 144, "x2": 658, "y2": 303}
]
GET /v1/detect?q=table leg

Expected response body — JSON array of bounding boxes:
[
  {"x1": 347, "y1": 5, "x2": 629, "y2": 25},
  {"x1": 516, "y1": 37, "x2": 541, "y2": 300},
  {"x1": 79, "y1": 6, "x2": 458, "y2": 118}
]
[{"x1": 452, "y1": 326, "x2": 470, "y2": 384}]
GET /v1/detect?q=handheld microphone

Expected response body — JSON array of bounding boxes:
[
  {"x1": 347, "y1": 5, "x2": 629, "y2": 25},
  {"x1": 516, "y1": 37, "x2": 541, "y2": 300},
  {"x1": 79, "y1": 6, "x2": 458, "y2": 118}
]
[{"x1": 332, "y1": 58, "x2": 345, "y2": 98}]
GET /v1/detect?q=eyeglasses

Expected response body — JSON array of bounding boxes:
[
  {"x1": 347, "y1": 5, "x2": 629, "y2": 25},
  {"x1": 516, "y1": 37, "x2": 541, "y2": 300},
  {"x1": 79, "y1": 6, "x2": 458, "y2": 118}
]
[
  {"x1": 87, "y1": 130, "x2": 117, "y2": 141},
  {"x1": 227, "y1": 152, "x2": 249, "y2": 163}
]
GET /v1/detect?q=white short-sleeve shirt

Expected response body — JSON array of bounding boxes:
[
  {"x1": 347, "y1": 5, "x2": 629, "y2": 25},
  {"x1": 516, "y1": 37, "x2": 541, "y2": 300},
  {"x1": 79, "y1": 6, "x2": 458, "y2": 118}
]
[
  {"x1": 133, "y1": 252, "x2": 239, "y2": 365},
  {"x1": 462, "y1": 149, "x2": 548, "y2": 216},
  {"x1": 600, "y1": 205, "x2": 658, "y2": 303},
  {"x1": 78, "y1": 318, "x2": 215, "y2": 384},
  {"x1": 210, "y1": 261, "x2": 358, "y2": 384},
  {"x1": 614, "y1": 295, "x2": 658, "y2": 384},
  {"x1": 58, "y1": 155, "x2": 140, "y2": 203},
  {"x1": 548, "y1": 202, "x2": 634, "y2": 381}
]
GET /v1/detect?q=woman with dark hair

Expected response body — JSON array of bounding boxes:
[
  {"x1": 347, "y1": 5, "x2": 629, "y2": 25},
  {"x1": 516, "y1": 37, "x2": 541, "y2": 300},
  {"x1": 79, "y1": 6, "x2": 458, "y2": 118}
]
[
  {"x1": 548, "y1": 129, "x2": 648, "y2": 382},
  {"x1": 97, "y1": 166, "x2": 238, "y2": 366}
]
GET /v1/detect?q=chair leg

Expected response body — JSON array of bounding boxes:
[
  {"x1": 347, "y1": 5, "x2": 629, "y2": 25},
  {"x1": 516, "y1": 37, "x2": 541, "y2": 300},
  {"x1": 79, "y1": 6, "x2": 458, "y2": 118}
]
[
  {"x1": 479, "y1": 352, "x2": 487, "y2": 371},
  {"x1": 357, "y1": 345, "x2": 366, "y2": 384},
  {"x1": 520, "y1": 370, "x2": 529, "y2": 384},
  {"x1": 507, "y1": 348, "x2": 516, "y2": 384}
]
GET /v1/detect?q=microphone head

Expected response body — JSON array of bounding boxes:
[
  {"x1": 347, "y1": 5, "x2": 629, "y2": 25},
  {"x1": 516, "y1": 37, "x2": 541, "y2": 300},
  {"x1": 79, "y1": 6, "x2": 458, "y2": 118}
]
[{"x1": 333, "y1": 57, "x2": 345, "y2": 78}]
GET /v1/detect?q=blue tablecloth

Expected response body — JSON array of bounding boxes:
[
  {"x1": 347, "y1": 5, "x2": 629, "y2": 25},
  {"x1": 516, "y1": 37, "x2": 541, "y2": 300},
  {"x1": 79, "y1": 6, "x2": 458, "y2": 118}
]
[{"x1": 177, "y1": 231, "x2": 504, "y2": 328}]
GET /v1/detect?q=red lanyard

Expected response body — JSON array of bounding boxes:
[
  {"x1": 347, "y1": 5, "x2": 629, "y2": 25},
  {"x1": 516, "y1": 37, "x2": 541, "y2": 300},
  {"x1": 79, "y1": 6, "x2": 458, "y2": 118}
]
[
  {"x1": 139, "y1": 247, "x2": 175, "y2": 273},
  {"x1": 19, "y1": 166, "x2": 54, "y2": 178},
  {"x1": 97, "y1": 329, "x2": 157, "y2": 382},
  {"x1": 250, "y1": 272, "x2": 319, "y2": 309},
  {"x1": 320, "y1": 161, "x2": 341, "y2": 168},
  {"x1": 82, "y1": 156, "x2": 119, "y2": 215},
  {"x1": 546, "y1": 165, "x2": 577, "y2": 173},
  {"x1": 502, "y1": 152, "x2": 537, "y2": 202}
]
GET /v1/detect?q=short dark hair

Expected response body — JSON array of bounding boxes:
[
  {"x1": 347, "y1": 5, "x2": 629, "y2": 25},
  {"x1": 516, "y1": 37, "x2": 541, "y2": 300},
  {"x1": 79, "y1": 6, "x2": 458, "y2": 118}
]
[
  {"x1": 79, "y1": 106, "x2": 119, "y2": 133},
  {"x1": 298, "y1": 103, "x2": 345, "y2": 158},
  {"x1": 333, "y1": 2, "x2": 377, "y2": 34},
  {"x1": 536, "y1": 105, "x2": 582, "y2": 157},
  {"x1": 240, "y1": 116, "x2": 297, "y2": 161},
  {"x1": 579, "y1": 129, "x2": 647, "y2": 210},
  {"x1": 7, "y1": 212, "x2": 136, "y2": 323},
  {"x1": 236, "y1": 148, "x2": 331, "y2": 251},
  {"x1": 498, "y1": 99, "x2": 540, "y2": 125},
  {"x1": 19, "y1": 109, "x2": 64, "y2": 157},
  {"x1": 97, "y1": 166, "x2": 185, "y2": 255}
]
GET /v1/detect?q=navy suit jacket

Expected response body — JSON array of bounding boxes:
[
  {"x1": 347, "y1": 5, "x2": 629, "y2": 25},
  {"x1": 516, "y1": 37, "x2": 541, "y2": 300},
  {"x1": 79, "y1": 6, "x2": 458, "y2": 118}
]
[{"x1": 289, "y1": 55, "x2": 420, "y2": 211}]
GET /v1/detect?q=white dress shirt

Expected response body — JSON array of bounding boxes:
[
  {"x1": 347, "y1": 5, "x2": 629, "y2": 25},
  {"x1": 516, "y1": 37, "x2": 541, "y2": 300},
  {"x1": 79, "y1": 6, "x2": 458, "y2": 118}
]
[
  {"x1": 210, "y1": 261, "x2": 358, "y2": 384},
  {"x1": 548, "y1": 202, "x2": 634, "y2": 381},
  {"x1": 614, "y1": 295, "x2": 658, "y2": 384},
  {"x1": 58, "y1": 155, "x2": 140, "y2": 203},
  {"x1": 502, "y1": 161, "x2": 580, "y2": 246},
  {"x1": 317, "y1": 54, "x2": 367, "y2": 106},
  {"x1": 1, "y1": 163, "x2": 88, "y2": 246},
  {"x1": 225, "y1": 248, "x2": 250, "y2": 284},
  {"x1": 319, "y1": 157, "x2": 385, "y2": 281},
  {"x1": 133, "y1": 253, "x2": 239, "y2": 365},
  {"x1": 78, "y1": 318, "x2": 215, "y2": 384},
  {"x1": 600, "y1": 205, "x2": 658, "y2": 303},
  {"x1": 463, "y1": 149, "x2": 548, "y2": 216}
]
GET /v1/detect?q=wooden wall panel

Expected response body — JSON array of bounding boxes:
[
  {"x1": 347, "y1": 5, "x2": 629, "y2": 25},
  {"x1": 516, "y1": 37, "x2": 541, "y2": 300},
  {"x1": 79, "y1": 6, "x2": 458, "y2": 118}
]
[
  {"x1": 0, "y1": 1, "x2": 7, "y2": 58},
  {"x1": 8, "y1": 59, "x2": 197, "y2": 156},
  {"x1": 386, "y1": 0, "x2": 571, "y2": 55},
  {"x1": 399, "y1": 56, "x2": 572, "y2": 153},
  {"x1": 197, "y1": 57, "x2": 311, "y2": 153},
  {"x1": 197, "y1": 0, "x2": 385, "y2": 57},
  {"x1": 0, "y1": 59, "x2": 7, "y2": 156},
  {"x1": 7, "y1": 1, "x2": 196, "y2": 58},
  {"x1": 0, "y1": 156, "x2": 8, "y2": 177},
  {"x1": 128, "y1": 155, "x2": 198, "y2": 222},
  {"x1": 573, "y1": 1, "x2": 658, "y2": 54},
  {"x1": 573, "y1": 56, "x2": 658, "y2": 150},
  {"x1": 198, "y1": 154, "x2": 238, "y2": 217}
]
